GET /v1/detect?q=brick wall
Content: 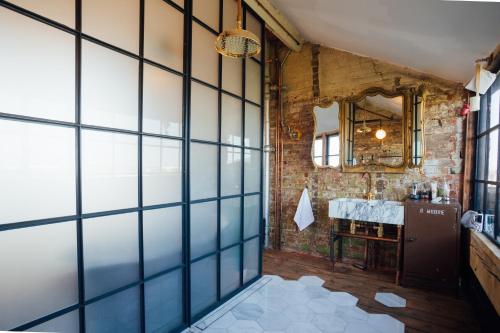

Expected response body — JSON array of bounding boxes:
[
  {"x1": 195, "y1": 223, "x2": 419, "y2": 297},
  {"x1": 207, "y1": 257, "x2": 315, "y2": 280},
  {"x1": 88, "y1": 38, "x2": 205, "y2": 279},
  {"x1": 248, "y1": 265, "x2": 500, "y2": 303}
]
[{"x1": 268, "y1": 43, "x2": 465, "y2": 266}]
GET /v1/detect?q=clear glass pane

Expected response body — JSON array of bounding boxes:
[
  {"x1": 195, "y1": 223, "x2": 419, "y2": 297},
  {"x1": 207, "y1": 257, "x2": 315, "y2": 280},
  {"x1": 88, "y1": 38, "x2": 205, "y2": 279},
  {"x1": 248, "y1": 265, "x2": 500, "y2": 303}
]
[
  {"x1": 243, "y1": 238, "x2": 259, "y2": 283},
  {"x1": 221, "y1": 246, "x2": 240, "y2": 297},
  {"x1": 490, "y1": 82, "x2": 499, "y2": 128},
  {"x1": 245, "y1": 60, "x2": 261, "y2": 104},
  {"x1": 0, "y1": 120, "x2": 76, "y2": 224},
  {"x1": 193, "y1": 0, "x2": 219, "y2": 31},
  {"x1": 145, "y1": 269, "x2": 183, "y2": 333},
  {"x1": 222, "y1": 94, "x2": 242, "y2": 145},
  {"x1": 191, "y1": 255, "x2": 217, "y2": 317},
  {"x1": 221, "y1": 198, "x2": 241, "y2": 248},
  {"x1": 8, "y1": 0, "x2": 75, "y2": 27},
  {"x1": 144, "y1": 0, "x2": 184, "y2": 71},
  {"x1": 222, "y1": 57, "x2": 242, "y2": 96},
  {"x1": 86, "y1": 287, "x2": 140, "y2": 333},
  {"x1": 83, "y1": 0, "x2": 139, "y2": 54},
  {"x1": 191, "y1": 82, "x2": 219, "y2": 142},
  {"x1": 476, "y1": 135, "x2": 486, "y2": 181},
  {"x1": 0, "y1": 223, "x2": 78, "y2": 330},
  {"x1": 0, "y1": 8, "x2": 75, "y2": 122},
  {"x1": 244, "y1": 195, "x2": 260, "y2": 239},
  {"x1": 143, "y1": 137, "x2": 182, "y2": 206},
  {"x1": 190, "y1": 201, "x2": 217, "y2": 259},
  {"x1": 487, "y1": 129, "x2": 498, "y2": 182},
  {"x1": 192, "y1": 22, "x2": 219, "y2": 86},
  {"x1": 479, "y1": 94, "x2": 488, "y2": 134},
  {"x1": 474, "y1": 182, "x2": 484, "y2": 213},
  {"x1": 221, "y1": 146, "x2": 242, "y2": 196},
  {"x1": 328, "y1": 135, "x2": 340, "y2": 155},
  {"x1": 190, "y1": 143, "x2": 218, "y2": 200},
  {"x1": 83, "y1": 213, "x2": 139, "y2": 299},
  {"x1": 143, "y1": 207, "x2": 183, "y2": 277},
  {"x1": 81, "y1": 130, "x2": 138, "y2": 213},
  {"x1": 328, "y1": 156, "x2": 340, "y2": 168},
  {"x1": 244, "y1": 149, "x2": 261, "y2": 193},
  {"x1": 30, "y1": 310, "x2": 79, "y2": 333},
  {"x1": 143, "y1": 64, "x2": 183, "y2": 137},
  {"x1": 484, "y1": 185, "x2": 496, "y2": 237},
  {"x1": 246, "y1": 11, "x2": 262, "y2": 61},
  {"x1": 245, "y1": 103, "x2": 261, "y2": 148},
  {"x1": 223, "y1": 0, "x2": 237, "y2": 31},
  {"x1": 81, "y1": 41, "x2": 139, "y2": 131}
]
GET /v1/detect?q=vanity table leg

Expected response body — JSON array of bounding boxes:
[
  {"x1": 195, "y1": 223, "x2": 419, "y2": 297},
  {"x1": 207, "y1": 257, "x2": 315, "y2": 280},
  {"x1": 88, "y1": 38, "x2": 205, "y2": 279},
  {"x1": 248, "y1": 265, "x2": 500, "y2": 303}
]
[{"x1": 396, "y1": 225, "x2": 403, "y2": 285}]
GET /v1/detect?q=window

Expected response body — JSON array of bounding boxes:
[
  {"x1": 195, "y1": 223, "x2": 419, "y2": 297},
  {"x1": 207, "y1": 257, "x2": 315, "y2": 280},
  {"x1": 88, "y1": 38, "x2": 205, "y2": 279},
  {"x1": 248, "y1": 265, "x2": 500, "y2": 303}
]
[
  {"x1": 314, "y1": 133, "x2": 340, "y2": 167},
  {"x1": 473, "y1": 74, "x2": 500, "y2": 245},
  {"x1": 328, "y1": 134, "x2": 340, "y2": 167},
  {"x1": 314, "y1": 137, "x2": 323, "y2": 165}
]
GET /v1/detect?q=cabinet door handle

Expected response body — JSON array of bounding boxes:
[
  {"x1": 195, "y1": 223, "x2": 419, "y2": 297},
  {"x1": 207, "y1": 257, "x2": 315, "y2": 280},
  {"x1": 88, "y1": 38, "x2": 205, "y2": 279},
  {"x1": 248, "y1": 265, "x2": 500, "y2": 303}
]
[{"x1": 405, "y1": 237, "x2": 417, "y2": 242}]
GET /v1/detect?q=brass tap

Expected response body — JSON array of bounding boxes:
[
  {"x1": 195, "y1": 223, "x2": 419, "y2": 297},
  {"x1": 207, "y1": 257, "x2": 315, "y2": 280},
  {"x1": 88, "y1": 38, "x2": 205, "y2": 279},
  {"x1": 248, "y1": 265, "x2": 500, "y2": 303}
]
[
  {"x1": 366, "y1": 191, "x2": 375, "y2": 200},
  {"x1": 349, "y1": 220, "x2": 361, "y2": 234},
  {"x1": 373, "y1": 223, "x2": 384, "y2": 238}
]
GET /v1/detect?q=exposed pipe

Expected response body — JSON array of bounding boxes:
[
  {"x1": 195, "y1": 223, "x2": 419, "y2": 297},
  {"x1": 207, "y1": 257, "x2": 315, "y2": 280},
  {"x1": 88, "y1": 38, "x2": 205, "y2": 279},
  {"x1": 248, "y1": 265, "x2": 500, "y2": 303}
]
[{"x1": 263, "y1": 39, "x2": 271, "y2": 248}]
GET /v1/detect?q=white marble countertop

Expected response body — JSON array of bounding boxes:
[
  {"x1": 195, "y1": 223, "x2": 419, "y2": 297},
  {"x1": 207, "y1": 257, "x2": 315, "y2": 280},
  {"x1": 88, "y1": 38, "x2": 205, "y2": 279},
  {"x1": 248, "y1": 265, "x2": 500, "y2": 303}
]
[{"x1": 328, "y1": 198, "x2": 405, "y2": 225}]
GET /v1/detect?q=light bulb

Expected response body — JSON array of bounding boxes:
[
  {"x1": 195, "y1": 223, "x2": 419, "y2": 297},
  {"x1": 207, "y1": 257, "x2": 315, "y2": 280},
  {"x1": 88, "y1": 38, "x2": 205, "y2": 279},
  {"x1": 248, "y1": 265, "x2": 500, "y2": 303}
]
[{"x1": 375, "y1": 129, "x2": 386, "y2": 140}]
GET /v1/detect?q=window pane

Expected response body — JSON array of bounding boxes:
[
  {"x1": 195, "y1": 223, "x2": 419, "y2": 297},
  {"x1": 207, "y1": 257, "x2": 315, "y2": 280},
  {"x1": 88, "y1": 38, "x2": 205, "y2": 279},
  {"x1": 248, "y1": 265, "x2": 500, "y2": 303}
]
[
  {"x1": 244, "y1": 195, "x2": 260, "y2": 239},
  {"x1": 222, "y1": 57, "x2": 243, "y2": 96},
  {"x1": 221, "y1": 246, "x2": 241, "y2": 297},
  {"x1": 8, "y1": 0, "x2": 74, "y2": 27},
  {"x1": 191, "y1": 82, "x2": 219, "y2": 142},
  {"x1": 246, "y1": 12, "x2": 262, "y2": 61},
  {"x1": 245, "y1": 60, "x2": 261, "y2": 104},
  {"x1": 328, "y1": 135, "x2": 340, "y2": 155},
  {"x1": 144, "y1": 0, "x2": 184, "y2": 71},
  {"x1": 476, "y1": 135, "x2": 486, "y2": 180},
  {"x1": 314, "y1": 138, "x2": 323, "y2": 158},
  {"x1": 143, "y1": 64, "x2": 183, "y2": 137},
  {"x1": 193, "y1": 0, "x2": 219, "y2": 31},
  {"x1": 191, "y1": 255, "x2": 217, "y2": 317},
  {"x1": 145, "y1": 269, "x2": 183, "y2": 333},
  {"x1": 0, "y1": 120, "x2": 76, "y2": 224},
  {"x1": 314, "y1": 157, "x2": 323, "y2": 165},
  {"x1": 245, "y1": 103, "x2": 261, "y2": 148},
  {"x1": 221, "y1": 146, "x2": 242, "y2": 196},
  {"x1": 490, "y1": 83, "x2": 499, "y2": 128},
  {"x1": 143, "y1": 207, "x2": 183, "y2": 277},
  {"x1": 83, "y1": 213, "x2": 139, "y2": 299},
  {"x1": 82, "y1": 130, "x2": 138, "y2": 213},
  {"x1": 474, "y1": 182, "x2": 484, "y2": 213},
  {"x1": 243, "y1": 238, "x2": 259, "y2": 283},
  {"x1": 479, "y1": 93, "x2": 488, "y2": 134},
  {"x1": 328, "y1": 156, "x2": 340, "y2": 167},
  {"x1": 83, "y1": 0, "x2": 139, "y2": 54},
  {"x1": 81, "y1": 41, "x2": 139, "y2": 131},
  {"x1": 86, "y1": 287, "x2": 140, "y2": 333},
  {"x1": 190, "y1": 143, "x2": 218, "y2": 200},
  {"x1": 223, "y1": 0, "x2": 237, "y2": 31},
  {"x1": 487, "y1": 129, "x2": 498, "y2": 182},
  {"x1": 30, "y1": 310, "x2": 79, "y2": 333},
  {"x1": 244, "y1": 149, "x2": 261, "y2": 193},
  {"x1": 484, "y1": 185, "x2": 496, "y2": 238},
  {"x1": 0, "y1": 8, "x2": 75, "y2": 122},
  {"x1": 0, "y1": 223, "x2": 78, "y2": 330},
  {"x1": 221, "y1": 198, "x2": 241, "y2": 248},
  {"x1": 190, "y1": 201, "x2": 217, "y2": 259},
  {"x1": 143, "y1": 137, "x2": 182, "y2": 206},
  {"x1": 222, "y1": 94, "x2": 243, "y2": 145},
  {"x1": 192, "y1": 23, "x2": 218, "y2": 86}
]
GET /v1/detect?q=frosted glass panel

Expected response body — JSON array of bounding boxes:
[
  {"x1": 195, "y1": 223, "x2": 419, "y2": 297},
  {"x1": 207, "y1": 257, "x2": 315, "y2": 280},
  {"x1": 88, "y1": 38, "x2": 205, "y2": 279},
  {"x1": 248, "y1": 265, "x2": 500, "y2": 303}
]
[
  {"x1": 86, "y1": 287, "x2": 140, "y2": 333},
  {"x1": 0, "y1": 8, "x2": 75, "y2": 122},
  {"x1": 143, "y1": 137, "x2": 182, "y2": 206},
  {"x1": 145, "y1": 0, "x2": 184, "y2": 71},
  {"x1": 30, "y1": 311, "x2": 79, "y2": 333},
  {"x1": 8, "y1": 0, "x2": 74, "y2": 27},
  {"x1": 190, "y1": 143, "x2": 218, "y2": 200},
  {"x1": 192, "y1": 22, "x2": 218, "y2": 86},
  {"x1": 246, "y1": 12, "x2": 262, "y2": 61},
  {"x1": 190, "y1": 202, "x2": 217, "y2": 259},
  {"x1": 0, "y1": 223, "x2": 78, "y2": 330},
  {"x1": 221, "y1": 146, "x2": 242, "y2": 196},
  {"x1": 223, "y1": 0, "x2": 237, "y2": 31},
  {"x1": 145, "y1": 270, "x2": 183, "y2": 333},
  {"x1": 191, "y1": 82, "x2": 219, "y2": 142},
  {"x1": 221, "y1": 246, "x2": 240, "y2": 297},
  {"x1": 83, "y1": 213, "x2": 139, "y2": 299},
  {"x1": 221, "y1": 198, "x2": 241, "y2": 248},
  {"x1": 244, "y1": 195, "x2": 260, "y2": 238},
  {"x1": 221, "y1": 94, "x2": 242, "y2": 145},
  {"x1": 245, "y1": 103, "x2": 261, "y2": 148},
  {"x1": 244, "y1": 150, "x2": 261, "y2": 193},
  {"x1": 193, "y1": 0, "x2": 219, "y2": 31},
  {"x1": 191, "y1": 255, "x2": 217, "y2": 316},
  {"x1": 83, "y1": 0, "x2": 139, "y2": 53},
  {"x1": 246, "y1": 60, "x2": 261, "y2": 104},
  {"x1": 222, "y1": 57, "x2": 242, "y2": 96},
  {"x1": 244, "y1": 238, "x2": 259, "y2": 283},
  {"x1": 0, "y1": 120, "x2": 76, "y2": 224},
  {"x1": 143, "y1": 207, "x2": 183, "y2": 277},
  {"x1": 81, "y1": 41, "x2": 139, "y2": 131},
  {"x1": 143, "y1": 64, "x2": 183, "y2": 136},
  {"x1": 81, "y1": 130, "x2": 138, "y2": 213}
]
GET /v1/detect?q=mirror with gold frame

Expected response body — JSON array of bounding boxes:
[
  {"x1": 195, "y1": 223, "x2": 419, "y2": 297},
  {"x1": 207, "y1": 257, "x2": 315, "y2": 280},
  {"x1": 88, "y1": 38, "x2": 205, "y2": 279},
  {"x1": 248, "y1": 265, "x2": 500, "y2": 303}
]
[{"x1": 312, "y1": 101, "x2": 341, "y2": 168}]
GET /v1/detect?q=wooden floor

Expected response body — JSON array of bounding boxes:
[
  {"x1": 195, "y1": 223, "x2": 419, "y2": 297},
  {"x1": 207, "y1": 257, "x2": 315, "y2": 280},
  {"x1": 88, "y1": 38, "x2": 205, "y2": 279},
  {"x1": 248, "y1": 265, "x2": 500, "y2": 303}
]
[{"x1": 263, "y1": 250, "x2": 480, "y2": 333}]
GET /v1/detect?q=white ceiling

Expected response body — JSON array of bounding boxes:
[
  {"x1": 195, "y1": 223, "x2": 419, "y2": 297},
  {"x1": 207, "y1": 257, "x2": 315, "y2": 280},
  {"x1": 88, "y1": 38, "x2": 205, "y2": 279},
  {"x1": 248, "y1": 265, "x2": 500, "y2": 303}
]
[{"x1": 269, "y1": 0, "x2": 500, "y2": 83}]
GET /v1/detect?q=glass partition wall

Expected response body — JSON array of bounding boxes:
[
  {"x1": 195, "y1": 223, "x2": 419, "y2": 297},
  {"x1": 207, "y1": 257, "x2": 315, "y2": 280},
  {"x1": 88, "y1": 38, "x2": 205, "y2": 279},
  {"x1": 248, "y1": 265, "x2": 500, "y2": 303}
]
[{"x1": 0, "y1": 0, "x2": 264, "y2": 332}]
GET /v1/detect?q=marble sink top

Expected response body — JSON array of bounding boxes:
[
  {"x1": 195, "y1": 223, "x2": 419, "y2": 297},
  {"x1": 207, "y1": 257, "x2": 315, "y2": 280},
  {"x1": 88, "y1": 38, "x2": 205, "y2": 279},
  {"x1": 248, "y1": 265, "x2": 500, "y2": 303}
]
[{"x1": 329, "y1": 198, "x2": 405, "y2": 225}]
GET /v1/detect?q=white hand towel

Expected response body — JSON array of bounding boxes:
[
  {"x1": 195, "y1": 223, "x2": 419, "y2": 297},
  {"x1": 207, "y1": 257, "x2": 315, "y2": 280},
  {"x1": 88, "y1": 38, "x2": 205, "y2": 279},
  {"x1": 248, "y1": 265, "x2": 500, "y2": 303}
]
[{"x1": 294, "y1": 188, "x2": 315, "y2": 231}]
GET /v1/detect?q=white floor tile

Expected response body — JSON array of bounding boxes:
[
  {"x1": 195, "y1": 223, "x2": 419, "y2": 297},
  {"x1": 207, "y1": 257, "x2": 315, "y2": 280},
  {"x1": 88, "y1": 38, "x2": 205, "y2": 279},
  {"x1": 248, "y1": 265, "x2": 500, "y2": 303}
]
[
  {"x1": 374, "y1": 292, "x2": 407, "y2": 308},
  {"x1": 298, "y1": 276, "x2": 326, "y2": 287}
]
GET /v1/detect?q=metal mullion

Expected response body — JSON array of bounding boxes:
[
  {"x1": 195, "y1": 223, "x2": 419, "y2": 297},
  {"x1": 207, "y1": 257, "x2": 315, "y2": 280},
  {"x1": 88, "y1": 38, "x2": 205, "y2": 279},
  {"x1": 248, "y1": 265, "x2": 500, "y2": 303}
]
[
  {"x1": 220, "y1": 241, "x2": 244, "y2": 252},
  {"x1": 11, "y1": 304, "x2": 81, "y2": 332},
  {"x1": 80, "y1": 123, "x2": 140, "y2": 136},
  {"x1": 245, "y1": 99, "x2": 261, "y2": 108},
  {"x1": 141, "y1": 131, "x2": 185, "y2": 141},
  {"x1": 190, "y1": 250, "x2": 219, "y2": 264},
  {"x1": 191, "y1": 76, "x2": 219, "y2": 91},
  {"x1": 142, "y1": 201, "x2": 186, "y2": 211},
  {"x1": 143, "y1": 264, "x2": 186, "y2": 283},
  {"x1": 0, "y1": 112, "x2": 77, "y2": 128},
  {"x1": 81, "y1": 33, "x2": 141, "y2": 60},
  {"x1": 244, "y1": 234, "x2": 261, "y2": 242},
  {"x1": 496, "y1": 106, "x2": 500, "y2": 241},
  {"x1": 216, "y1": 0, "x2": 223, "y2": 305},
  {"x1": 163, "y1": 0, "x2": 184, "y2": 13},
  {"x1": 143, "y1": 58, "x2": 184, "y2": 77},
  {"x1": 190, "y1": 196, "x2": 219, "y2": 204},
  {"x1": 0, "y1": 215, "x2": 78, "y2": 232},
  {"x1": 192, "y1": 16, "x2": 219, "y2": 35},
  {"x1": 239, "y1": 5, "x2": 247, "y2": 288},
  {"x1": 483, "y1": 92, "x2": 491, "y2": 214}
]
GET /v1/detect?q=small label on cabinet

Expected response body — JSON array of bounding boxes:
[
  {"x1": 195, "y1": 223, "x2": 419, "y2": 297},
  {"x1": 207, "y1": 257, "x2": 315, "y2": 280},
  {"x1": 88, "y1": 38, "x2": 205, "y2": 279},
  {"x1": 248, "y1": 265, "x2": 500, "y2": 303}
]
[{"x1": 419, "y1": 208, "x2": 445, "y2": 215}]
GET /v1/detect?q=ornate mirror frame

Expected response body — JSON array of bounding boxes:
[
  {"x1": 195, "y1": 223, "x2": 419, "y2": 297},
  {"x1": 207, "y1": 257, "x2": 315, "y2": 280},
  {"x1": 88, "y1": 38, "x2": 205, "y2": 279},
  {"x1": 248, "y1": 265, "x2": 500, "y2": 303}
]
[{"x1": 311, "y1": 100, "x2": 342, "y2": 169}]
